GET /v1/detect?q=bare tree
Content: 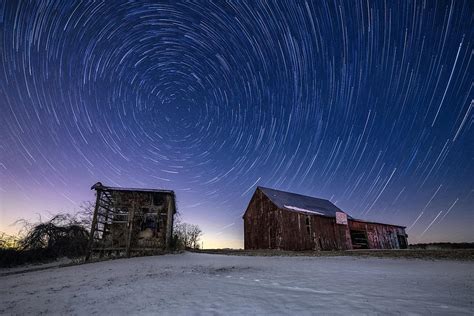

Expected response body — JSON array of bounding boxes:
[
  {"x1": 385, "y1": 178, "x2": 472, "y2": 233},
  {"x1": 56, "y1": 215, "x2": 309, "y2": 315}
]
[
  {"x1": 188, "y1": 225, "x2": 202, "y2": 249},
  {"x1": 1, "y1": 202, "x2": 94, "y2": 267},
  {"x1": 173, "y1": 222, "x2": 202, "y2": 249},
  {"x1": 76, "y1": 201, "x2": 95, "y2": 228}
]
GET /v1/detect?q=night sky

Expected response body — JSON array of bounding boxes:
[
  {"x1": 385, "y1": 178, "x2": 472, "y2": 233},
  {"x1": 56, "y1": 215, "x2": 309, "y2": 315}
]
[{"x1": 1, "y1": 1, "x2": 473, "y2": 248}]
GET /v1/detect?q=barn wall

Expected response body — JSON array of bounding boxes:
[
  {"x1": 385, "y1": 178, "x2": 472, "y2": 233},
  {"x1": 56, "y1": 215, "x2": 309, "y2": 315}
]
[
  {"x1": 277, "y1": 211, "x2": 352, "y2": 251},
  {"x1": 348, "y1": 220, "x2": 406, "y2": 249},
  {"x1": 105, "y1": 191, "x2": 173, "y2": 250},
  {"x1": 243, "y1": 189, "x2": 279, "y2": 249}
]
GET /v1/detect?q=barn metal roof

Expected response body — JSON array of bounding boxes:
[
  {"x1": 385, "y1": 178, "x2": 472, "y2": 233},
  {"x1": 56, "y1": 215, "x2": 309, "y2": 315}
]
[
  {"x1": 350, "y1": 218, "x2": 406, "y2": 228},
  {"x1": 258, "y1": 186, "x2": 352, "y2": 219},
  {"x1": 90, "y1": 182, "x2": 174, "y2": 194}
]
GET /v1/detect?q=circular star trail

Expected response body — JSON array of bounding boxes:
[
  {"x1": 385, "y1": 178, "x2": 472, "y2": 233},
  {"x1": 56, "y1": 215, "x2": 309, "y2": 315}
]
[{"x1": 0, "y1": 1, "x2": 473, "y2": 245}]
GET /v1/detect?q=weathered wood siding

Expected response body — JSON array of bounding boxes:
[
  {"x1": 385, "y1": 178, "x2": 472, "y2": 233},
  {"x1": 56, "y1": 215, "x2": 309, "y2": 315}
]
[
  {"x1": 244, "y1": 188, "x2": 352, "y2": 250},
  {"x1": 111, "y1": 191, "x2": 170, "y2": 249},
  {"x1": 279, "y1": 210, "x2": 353, "y2": 250},
  {"x1": 349, "y1": 220, "x2": 406, "y2": 249},
  {"x1": 243, "y1": 188, "x2": 279, "y2": 249}
]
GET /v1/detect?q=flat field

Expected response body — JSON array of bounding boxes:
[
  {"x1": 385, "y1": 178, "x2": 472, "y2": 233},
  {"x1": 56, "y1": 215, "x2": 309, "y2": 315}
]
[{"x1": 1, "y1": 252, "x2": 473, "y2": 315}]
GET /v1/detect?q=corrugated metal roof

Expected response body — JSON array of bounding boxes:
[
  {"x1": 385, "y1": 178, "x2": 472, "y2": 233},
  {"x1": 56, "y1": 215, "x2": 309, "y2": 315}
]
[
  {"x1": 350, "y1": 218, "x2": 406, "y2": 228},
  {"x1": 258, "y1": 186, "x2": 352, "y2": 219}
]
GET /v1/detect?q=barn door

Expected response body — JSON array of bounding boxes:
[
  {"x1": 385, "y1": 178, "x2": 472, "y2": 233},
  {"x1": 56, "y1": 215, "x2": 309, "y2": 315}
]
[
  {"x1": 397, "y1": 234, "x2": 407, "y2": 249},
  {"x1": 350, "y1": 229, "x2": 369, "y2": 249}
]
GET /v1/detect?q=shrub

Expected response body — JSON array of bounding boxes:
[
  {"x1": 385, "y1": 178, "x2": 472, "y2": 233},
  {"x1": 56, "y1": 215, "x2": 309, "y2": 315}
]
[{"x1": 0, "y1": 212, "x2": 91, "y2": 268}]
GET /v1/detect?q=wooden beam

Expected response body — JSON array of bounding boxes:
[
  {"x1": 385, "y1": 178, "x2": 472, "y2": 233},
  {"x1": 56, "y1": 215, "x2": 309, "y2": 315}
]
[
  {"x1": 99, "y1": 198, "x2": 113, "y2": 207},
  {"x1": 165, "y1": 194, "x2": 174, "y2": 250},
  {"x1": 85, "y1": 189, "x2": 102, "y2": 262},
  {"x1": 125, "y1": 197, "x2": 136, "y2": 257}
]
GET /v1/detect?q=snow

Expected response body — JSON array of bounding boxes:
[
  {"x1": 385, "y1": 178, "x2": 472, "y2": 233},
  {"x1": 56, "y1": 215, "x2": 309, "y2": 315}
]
[
  {"x1": 1, "y1": 252, "x2": 473, "y2": 315},
  {"x1": 284, "y1": 205, "x2": 324, "y2": 215},
  {"x1": 0, "y1": 257, "x2": 73, "y2": 277}
]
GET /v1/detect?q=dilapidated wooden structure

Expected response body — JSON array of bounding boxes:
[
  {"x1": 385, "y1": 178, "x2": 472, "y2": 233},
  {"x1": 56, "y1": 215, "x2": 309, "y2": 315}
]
[
  {"x1": 85, "y1": 182, "x2": 176, "y2": 260},
  {"x1": 243, "y1": 187, "x2": 407, "y2": 251}
]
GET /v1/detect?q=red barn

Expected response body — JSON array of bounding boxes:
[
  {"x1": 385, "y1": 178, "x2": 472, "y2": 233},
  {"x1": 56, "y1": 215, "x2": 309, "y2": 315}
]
[{"x1": 243, "y1": 187, "x2": 407, "y2": 251}]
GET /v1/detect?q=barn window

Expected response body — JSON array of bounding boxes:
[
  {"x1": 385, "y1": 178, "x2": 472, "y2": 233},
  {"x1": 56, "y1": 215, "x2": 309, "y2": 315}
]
[{"x1": 305, "y1": 216, "x2": 311, "y2": 235}]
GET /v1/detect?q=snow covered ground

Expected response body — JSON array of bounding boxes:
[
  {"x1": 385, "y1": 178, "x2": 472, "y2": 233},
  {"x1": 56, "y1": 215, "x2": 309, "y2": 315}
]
[{"x1": 1, "y1": 252, "x2": 473, "y2": 315}]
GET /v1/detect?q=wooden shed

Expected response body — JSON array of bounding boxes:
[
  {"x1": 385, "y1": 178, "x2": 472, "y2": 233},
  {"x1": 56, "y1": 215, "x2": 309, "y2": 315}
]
[
  {"x1": 243, "y1": 187, "x2": 407, "y2": 251},
  {"x1": 86, "y1": 182, "x2": 176, "y2": 260}
]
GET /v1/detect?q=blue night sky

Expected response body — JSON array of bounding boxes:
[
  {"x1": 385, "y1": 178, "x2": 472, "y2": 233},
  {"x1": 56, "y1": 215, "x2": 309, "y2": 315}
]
[{"x1": 0, "y1": 1, "x2": 473, "y2": 248}]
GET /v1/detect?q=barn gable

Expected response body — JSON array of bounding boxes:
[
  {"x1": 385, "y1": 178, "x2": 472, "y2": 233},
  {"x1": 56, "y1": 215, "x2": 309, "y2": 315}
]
[{"x1": 243, "y1": 187, "x2": 281, "y2": 249}]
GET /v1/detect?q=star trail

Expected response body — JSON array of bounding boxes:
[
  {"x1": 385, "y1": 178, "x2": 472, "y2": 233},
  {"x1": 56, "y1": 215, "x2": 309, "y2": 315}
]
[{"x1": 0, "y1": 1, "x2": 473, "y2": 247}]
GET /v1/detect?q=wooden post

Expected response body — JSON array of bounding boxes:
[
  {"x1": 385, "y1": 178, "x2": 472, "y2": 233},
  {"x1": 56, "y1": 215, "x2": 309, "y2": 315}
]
[
  {"x1": 165, "y1": 194, "x2": 174, "y2": 250},
  {"x1": 85, "y1": 189, "x2": 102, "y2": 262},
  {"x1": 102, "y1": 201, "x2": 111, "y2": 244},
  {"x1": 125, "y1": 198, "x2": 136, "y2": 257}
]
